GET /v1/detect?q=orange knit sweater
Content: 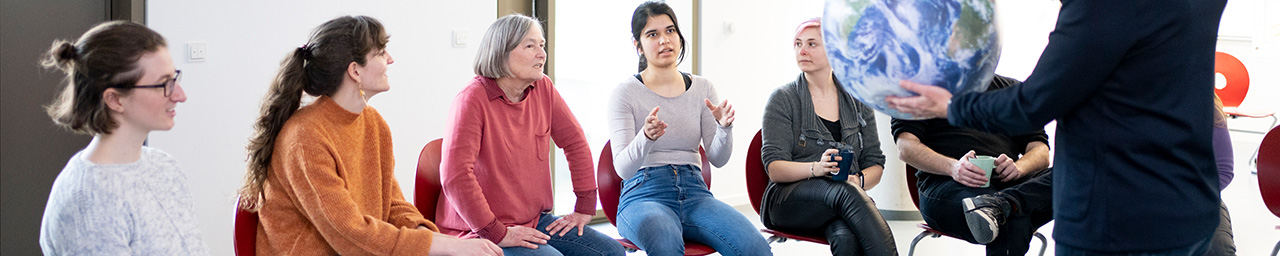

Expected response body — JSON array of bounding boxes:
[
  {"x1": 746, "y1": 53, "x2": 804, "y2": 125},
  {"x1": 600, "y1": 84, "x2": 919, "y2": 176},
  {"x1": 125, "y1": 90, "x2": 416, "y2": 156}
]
[{"x1": 257, "y1": 96, "x2": 438, "y2": 255}]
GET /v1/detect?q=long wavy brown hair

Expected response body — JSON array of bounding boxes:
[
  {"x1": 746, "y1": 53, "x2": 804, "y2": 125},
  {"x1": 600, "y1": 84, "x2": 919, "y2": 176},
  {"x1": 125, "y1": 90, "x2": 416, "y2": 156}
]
[{"x1": 239, "y1": 16, "x2": 388, "y2": 211}]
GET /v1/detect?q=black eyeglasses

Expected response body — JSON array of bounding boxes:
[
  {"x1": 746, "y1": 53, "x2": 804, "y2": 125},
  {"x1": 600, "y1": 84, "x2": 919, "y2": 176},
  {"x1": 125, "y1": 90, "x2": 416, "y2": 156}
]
[{"x1": 113, "y1": 70, "x2": 181, "y2": 97}]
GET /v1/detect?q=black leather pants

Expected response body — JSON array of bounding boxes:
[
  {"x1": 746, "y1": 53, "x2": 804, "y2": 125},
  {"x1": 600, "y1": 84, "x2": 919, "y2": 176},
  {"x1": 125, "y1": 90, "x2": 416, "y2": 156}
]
[{"x1": 761, "y1": 178, "x2": 898, "y2": 256}]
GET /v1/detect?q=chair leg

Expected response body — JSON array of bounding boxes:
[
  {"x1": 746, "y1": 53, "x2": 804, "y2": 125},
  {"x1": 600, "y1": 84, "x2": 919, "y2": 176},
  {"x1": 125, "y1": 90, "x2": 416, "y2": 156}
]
[
  {"x1": 908, "y1": 230, "x2": 934, "y2": 256},
  {"x1": 1033, "y1": 232, "x2": 1048, "y2": 256},
  {"x1": 1271, "y1": 239, "x2": 1279, "y2": 256}
]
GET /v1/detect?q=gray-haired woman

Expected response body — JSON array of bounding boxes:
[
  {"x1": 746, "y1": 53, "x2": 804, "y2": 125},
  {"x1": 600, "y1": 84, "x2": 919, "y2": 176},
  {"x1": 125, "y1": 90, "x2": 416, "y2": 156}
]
[{"x1": 438, "y1": 14, "x2": 625, "y2": 256}]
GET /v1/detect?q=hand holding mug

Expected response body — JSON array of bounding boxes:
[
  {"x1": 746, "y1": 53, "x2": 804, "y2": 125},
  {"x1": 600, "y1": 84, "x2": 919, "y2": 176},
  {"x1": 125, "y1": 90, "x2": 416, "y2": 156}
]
[
  {"x1": 950, "y1": 150, "x2": 989, "y2": 188},
  {"x1": 993, "y1": 154, "x2": 1023, "y2": 182},
  {"x1": 815, "y1": 148, "x2": 841, "y2": 177}
]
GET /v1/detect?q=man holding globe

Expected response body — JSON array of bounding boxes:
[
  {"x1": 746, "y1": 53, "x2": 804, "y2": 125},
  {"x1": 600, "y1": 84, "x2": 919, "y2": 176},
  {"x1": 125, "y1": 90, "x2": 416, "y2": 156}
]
[{"x1": 883, "y1": 0, "x2": 1227, "y2": 255}]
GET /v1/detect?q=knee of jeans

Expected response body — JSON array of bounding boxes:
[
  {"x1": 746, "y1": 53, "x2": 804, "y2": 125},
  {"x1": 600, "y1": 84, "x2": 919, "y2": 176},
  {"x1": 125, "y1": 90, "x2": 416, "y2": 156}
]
[{"x1": 502, "y1": 244, "x2": 564, "y2": 256}]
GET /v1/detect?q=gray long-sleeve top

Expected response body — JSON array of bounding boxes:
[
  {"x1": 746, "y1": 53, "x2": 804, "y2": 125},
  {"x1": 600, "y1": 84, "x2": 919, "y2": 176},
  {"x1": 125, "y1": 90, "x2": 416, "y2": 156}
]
[
  {"x1": 608, "y1": 74, "x2": 732, "y2": 179},
  {"x1": 761, "y1": 73, "x2": 884, "y2": 174},
  {"x1": 39, "y1": 147, "x2": 210, "y2": 255}
]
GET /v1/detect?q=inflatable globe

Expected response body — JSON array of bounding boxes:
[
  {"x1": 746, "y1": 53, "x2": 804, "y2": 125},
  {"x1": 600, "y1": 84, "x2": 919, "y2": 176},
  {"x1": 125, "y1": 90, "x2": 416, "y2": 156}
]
[{"x1": 823, "y1": 0, "x2": 1000, "y2": 120}]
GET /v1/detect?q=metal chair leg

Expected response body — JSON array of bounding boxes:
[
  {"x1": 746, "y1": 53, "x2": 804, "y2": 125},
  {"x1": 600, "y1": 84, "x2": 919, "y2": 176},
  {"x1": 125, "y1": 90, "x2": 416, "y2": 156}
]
[
  {"x1": 1270, "y1": 239, "x2": 1278, "y2": 256},
  {"x1": 1033, "y1": 232, "x2": 1048, "y2": 256},
  {"x1": 908, "y1": 230, "x2": 934, "y2": 256}
]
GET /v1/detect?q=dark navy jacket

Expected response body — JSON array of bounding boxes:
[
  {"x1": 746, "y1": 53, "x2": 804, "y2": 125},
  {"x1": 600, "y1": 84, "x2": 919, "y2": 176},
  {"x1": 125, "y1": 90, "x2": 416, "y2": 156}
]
[{"x1": 947, "y1": 0, "x2": 1226, "y2": 252}]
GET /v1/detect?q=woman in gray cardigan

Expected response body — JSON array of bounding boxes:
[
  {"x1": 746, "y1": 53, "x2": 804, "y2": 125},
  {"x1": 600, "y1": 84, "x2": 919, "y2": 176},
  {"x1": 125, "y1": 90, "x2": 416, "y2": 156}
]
[{"x1": 758, "y1": 18, "x2": 897, "y2": 256}]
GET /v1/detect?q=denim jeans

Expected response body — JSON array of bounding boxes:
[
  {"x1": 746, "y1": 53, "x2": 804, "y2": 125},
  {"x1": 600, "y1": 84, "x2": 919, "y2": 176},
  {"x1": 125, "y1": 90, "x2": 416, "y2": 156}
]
[
  {"x1": 760, "y1": 178, "x2": 897, "y2": 256},
  {"x1": 1057, "y1": 236, "x2": 1211, "y2": 256},
  {"x1": 501, "y1": 212, "x2": 626, "y2": 256},
  {"x1": 617, "y1": 165, "x2": 772, "y2": 256},
  {"x1": 918, "y1": 168, "x2": 1054, "y2": 256}
]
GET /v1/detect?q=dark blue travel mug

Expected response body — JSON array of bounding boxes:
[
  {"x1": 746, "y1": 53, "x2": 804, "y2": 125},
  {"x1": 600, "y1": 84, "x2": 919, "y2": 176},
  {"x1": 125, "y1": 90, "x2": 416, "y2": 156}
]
[{"x1": 833, "y1": 149, "x2": 854, "y2": 181}]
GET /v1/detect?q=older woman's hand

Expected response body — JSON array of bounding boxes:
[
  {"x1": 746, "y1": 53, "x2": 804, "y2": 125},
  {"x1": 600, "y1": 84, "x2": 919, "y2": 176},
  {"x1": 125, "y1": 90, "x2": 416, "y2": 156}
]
[{"x1": 885, "y1": 80, "x2": 952, "y2": 119}]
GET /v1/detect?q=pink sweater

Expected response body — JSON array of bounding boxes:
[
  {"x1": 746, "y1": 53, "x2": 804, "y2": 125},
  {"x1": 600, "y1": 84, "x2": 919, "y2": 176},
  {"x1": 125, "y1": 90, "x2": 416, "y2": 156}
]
[{"x1": 437, "y1": 75, "x2": 597, "y2": 244}]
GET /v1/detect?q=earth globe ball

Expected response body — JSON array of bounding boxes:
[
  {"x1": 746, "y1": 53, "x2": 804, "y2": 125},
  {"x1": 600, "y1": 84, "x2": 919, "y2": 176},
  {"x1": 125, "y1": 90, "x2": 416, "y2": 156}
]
[{"x1": 823, "y1": 0, "x2": 1001, "y2": 120}]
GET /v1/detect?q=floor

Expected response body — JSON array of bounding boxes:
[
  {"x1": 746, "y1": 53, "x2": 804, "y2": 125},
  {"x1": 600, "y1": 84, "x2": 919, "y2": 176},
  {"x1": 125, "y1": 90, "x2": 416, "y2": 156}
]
[{"x1": 586, "y1": 128, "x2": 1280, "y2": 255}]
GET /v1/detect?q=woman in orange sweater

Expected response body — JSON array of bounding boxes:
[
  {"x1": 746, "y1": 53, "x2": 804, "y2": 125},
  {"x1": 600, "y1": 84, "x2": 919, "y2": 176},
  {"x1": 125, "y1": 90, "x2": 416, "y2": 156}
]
[{"x1": 239, "y1": 16, "x2": 500, "y2": 256}]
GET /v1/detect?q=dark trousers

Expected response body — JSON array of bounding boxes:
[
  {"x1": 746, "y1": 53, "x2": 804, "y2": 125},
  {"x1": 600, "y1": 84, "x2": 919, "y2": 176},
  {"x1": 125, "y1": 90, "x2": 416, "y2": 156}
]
[
  {"x1": 761, "y1": 178, "x2": 898, "y2": 256},
  {"x1": 1058, "y1": 236, "x2": 1210, "y2": 256},
  {"x1": 1205, "y1": 202, "x2": 1236, "y2": 256},
  {"x1": 918, "y1": 168, "x2": 1054, "y2": 256}
]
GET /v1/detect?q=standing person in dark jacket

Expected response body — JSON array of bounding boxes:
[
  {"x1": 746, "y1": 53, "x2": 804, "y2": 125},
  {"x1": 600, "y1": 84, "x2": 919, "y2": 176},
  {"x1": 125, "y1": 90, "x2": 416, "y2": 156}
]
[{"x1": 885, "y1": 0, "x2": 1227, "y2": 254}]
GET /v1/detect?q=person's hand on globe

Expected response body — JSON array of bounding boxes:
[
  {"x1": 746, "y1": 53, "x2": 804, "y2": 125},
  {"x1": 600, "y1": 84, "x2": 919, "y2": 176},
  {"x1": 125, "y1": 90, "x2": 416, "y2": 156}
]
[
  {"x1": 886, "y1": 80, "x2": 953, "y2": 119},
  {"x1": 705, "y1": 99, "x2": 735, "y2": 127}
]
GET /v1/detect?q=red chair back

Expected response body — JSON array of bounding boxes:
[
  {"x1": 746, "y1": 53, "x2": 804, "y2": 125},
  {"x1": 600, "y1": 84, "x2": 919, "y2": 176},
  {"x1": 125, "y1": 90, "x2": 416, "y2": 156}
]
[
  {"x1": 234, "y1": 200, "x2": 258, "y2": 256},
  {"x1": 745, "y1": 130, "x2": 768, "y2": 214},
  {"x1": 597, "y1": 140, "x2": 711, "y2": 225},
  {"x1": 1259, "y1": 127, "x2": 1280, "y2": 217},
  {"x1": 1214, "y1": 51, "x2": 1250, "y2": 108},
  {"x1": 415, "y1": 138, "x2": 444, "y2": 222},
  {"x1": 905, "y1": 165, "x2": 923, "y2": 210}
]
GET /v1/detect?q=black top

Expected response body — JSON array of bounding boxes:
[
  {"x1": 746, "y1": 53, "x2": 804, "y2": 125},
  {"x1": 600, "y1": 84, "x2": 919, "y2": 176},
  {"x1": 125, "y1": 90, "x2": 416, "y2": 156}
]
[
  {"x1": 891, "y1": 76, "x2": 1049, "y2": 189},
  {"x1": 634, "y1": 72, "x2": 693, "y2": 91},
  {"x1": 820, "y1": 117, "x2": 842, "y2": 141},
  {"x1": 944, "y1": 0, "x2": 1225, "y2": 250}
]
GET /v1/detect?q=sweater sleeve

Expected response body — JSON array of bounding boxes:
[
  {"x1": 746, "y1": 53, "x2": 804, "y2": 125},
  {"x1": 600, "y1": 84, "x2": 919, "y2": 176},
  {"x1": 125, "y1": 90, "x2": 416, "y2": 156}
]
[
  {"x1": 545, "y1": 79, "x2": 600, "y2": 214},
  {"x1": 760, "y1": 87, "x2": 796, "y2": 173},
  {"x1": 854, "y1": 101, "x2": 886, "y2": 170},
  {"x1": 700, "y1": 79, "x2": 733, "y2": 168},
  {"x1": 374, "y1": 112, "x2": 438, "y2": 232},
  {"x1": 387, "y1": 173, "x2": 437, "y2": 232},
  {"x1": 439, "y1": 89, "x2": 507, "y2": 243},
  {"x1": 608, "y1": 81, "x2": 656, "y2": 179},
  {"x1": 949, "y1": 0, "x2": 1131, "y2": 134},
  {"x1": 1212, "y1": 123, "x2": 1234, "y2": 190},
  {"x1": 276, "y1": 129, "x2": 435, "y2": 255}
]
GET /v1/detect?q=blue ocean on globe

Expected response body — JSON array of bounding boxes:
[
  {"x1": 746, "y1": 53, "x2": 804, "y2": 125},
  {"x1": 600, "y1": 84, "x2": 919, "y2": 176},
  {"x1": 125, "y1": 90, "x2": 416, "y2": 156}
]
[{"x1": 823, "y1": 0, "x2": 1000, "y2": 119}]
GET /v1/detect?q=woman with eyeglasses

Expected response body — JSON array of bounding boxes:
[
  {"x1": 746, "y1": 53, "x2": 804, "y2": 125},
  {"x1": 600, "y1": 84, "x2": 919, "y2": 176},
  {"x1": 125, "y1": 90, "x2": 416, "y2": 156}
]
[{"x1": 37, "y1": 21, "x2": 208, "y2": 255}]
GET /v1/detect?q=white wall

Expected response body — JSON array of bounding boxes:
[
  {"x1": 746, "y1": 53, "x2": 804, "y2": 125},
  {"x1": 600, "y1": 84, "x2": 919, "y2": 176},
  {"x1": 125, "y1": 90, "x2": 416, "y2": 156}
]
[{"x1": 146, "y1": 1, "x2": 494, "y2": 254}]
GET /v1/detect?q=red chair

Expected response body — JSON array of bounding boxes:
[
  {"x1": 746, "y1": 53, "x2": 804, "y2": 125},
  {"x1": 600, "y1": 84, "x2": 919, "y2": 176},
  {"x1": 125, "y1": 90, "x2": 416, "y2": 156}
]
[
  {"x1": 1215, "y1": 51, "x2": 1277, "y2": 166},
  {"x1": 903, "y1": 165, "x2": 1047, "y2": 256},
  {"x1": 414, "y1": 138, "x2": 445, "y2": 222},
  {"x1": 234, "y1": 198, "x2": 259, "y2": 256},
  {"x1": 1215, "y1": 52, "x2": 1276, "y2": 121},
  {"x1": 597, "y1": 140, "x2": 716, "y2": 255},
  {"x1": 1256, "y1": 127, "x2": 1280, "y2": 256},
  {"x1": 744, "y1": 129, "x2": 830, "y2": 245}
]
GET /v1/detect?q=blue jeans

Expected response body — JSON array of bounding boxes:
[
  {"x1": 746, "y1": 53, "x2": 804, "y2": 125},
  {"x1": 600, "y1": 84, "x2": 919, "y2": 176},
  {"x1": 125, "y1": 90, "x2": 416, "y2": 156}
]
[
  {"x1": 502, "y1": 213, "x2": 626, "y2": 256},
  {"x1": 1057, "y1": 236, "x2": 1211, "y2": 256},
  {"x1": 617, "y1": 165, "x2": 772, "y2": 256}
]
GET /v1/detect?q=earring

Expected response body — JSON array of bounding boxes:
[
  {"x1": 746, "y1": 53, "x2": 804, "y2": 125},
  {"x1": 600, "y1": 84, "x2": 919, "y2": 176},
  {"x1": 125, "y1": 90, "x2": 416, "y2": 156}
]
[{"x1": 358, "y1": 83, "x2": 368, "y2": 104}]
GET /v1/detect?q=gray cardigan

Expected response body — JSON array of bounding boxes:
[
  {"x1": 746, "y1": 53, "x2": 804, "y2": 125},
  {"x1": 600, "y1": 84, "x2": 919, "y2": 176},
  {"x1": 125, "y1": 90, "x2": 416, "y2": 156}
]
[{"x1": 761, "y1": 73, "x2": 885, "y2": 176}]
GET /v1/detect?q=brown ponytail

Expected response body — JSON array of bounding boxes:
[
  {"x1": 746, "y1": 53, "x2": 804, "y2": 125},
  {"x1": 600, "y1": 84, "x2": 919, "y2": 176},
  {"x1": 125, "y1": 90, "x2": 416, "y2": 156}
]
[
  {"x1": 41, "y1": 21, "x2": 166, "y2": 135},
  {"x1": 239, "y1": 16, "x2": 389, "y2": 210}
]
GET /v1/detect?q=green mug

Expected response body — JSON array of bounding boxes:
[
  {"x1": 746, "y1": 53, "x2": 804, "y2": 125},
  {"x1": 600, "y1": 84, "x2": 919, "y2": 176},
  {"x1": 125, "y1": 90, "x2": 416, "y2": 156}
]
[{"x1": 969, "y1": 155, "x2": 996, "y2": 188}]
